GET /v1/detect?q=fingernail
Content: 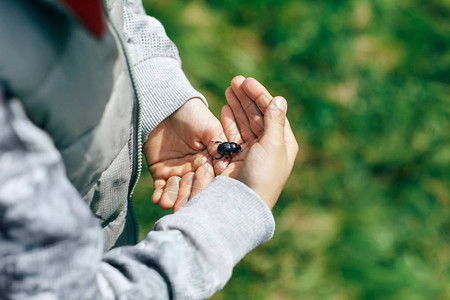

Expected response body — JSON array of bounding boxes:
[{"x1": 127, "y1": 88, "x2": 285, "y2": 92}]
[{"x1": 274, "y1": 97, "x2": 287, "y2": 112}]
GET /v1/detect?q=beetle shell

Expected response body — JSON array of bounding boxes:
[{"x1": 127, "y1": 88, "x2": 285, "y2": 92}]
[
  {"x1": 229, "y1": 142, "x2": 241, "y2": 153},
  {"x1": 217, "y1": 143, "x2": 232, "y2": 155},
  {"x1": 218, "y1": 142, "x2": 241, "y2": 155},
  {"x1": 213, "y1": 141, "x2": 242, "y2": 160}
]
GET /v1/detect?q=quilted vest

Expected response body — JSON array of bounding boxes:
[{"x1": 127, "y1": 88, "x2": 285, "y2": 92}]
[{"x1": 0, "y1": 0, "x2": 141, "y2": 250}]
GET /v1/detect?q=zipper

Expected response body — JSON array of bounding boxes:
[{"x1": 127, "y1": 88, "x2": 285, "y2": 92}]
[{"x1": 103, "y1": 1, "x2": 143, "y2": 244}]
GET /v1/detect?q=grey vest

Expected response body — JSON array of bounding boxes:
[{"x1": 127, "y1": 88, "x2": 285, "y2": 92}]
[{"x1": 0, "y1": 0, "x2": 141, "y2": 249}]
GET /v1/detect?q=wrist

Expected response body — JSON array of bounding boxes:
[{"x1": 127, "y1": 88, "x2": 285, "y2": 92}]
[{"x1": 237, "y1": 175, "x2": 278, "y2": 210}]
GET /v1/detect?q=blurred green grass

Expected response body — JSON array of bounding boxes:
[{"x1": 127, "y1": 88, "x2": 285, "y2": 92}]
[{"x1": 133, "y1": 0, "x2": 450, "y2": 299}]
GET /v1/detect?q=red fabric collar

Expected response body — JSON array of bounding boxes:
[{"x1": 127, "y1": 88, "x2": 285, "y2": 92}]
[{"x1": 59, "y1": 0, "x2": 105, "y2": 38}]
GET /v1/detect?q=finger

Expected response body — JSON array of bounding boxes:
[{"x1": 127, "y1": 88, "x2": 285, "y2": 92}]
[
  {"x1": 264, "y1": 97, "x2": 287, "y2": 140},
  {"x1": 211, "y1": 105, "x2": 243, "y2": 176},
  {"x1": 212, "y1": 154, "x2": 228, "y2": 176},
  {"x1": 241, "y1": 77, "x2": 273, "y2": 113},
  {"x1": 149, "y1": 152, "x2": 209, "y2": 179},
  {"x1": 190, "y1": 162, "x2": 214, "y2": 199},
  {"x1": 151, "y1": 179, "x2": 166, "y2": 205},
  {"x1": 159, "y1": 176, "x2": 181, "y2": 210},
  {"x1": 284, "y1": 117, "x2": 299, "y2": 164},
  {"x1": 173, "y1": 172, "x2": 194, "y2": 213},
  {"x1": 201, "y1": 115, "x2": 229, "y2": 174},
  {"x1": 225, "y1": 86, "x2": 256, "y2": 142},
  {"x1": 221, "y1": 105, "x2": 243, "y2": 144},
  {"x1": 231, "y1": 76, "x2": 265, "y2": 137},
  {"x1": 212, "y1": 153, "x2": 228, "y2": 176}
]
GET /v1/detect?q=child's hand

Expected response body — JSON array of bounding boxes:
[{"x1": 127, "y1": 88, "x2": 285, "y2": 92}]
[
  {"x1": 218, "y1": 76, "x2": 298, "y2": 209},
  {"x1": 144, "y1": 98, "x2": 228, "y2": 212}
]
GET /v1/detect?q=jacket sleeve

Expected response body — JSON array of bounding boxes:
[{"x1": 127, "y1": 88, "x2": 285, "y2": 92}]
[
  {"x1": 0, "y1": 95, "x2": 275, "y2": 299},
  {"x1": 122, "y1": 0, "x2": 207, "y2": 143}
]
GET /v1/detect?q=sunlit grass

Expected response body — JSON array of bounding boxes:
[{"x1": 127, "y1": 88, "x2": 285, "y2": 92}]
[{"x1": 134, "y1": 1, "x2": 450, "y2": 298}]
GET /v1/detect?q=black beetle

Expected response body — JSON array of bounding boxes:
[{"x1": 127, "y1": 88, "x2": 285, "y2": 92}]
[{"x1": 212, "y1": 141, "x2": 242, "y2": 160}]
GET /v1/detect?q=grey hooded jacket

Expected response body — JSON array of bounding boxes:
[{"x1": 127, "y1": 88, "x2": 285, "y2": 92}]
[{"x1": 0, "y1": 0, "x2": 275, "y2": 299}]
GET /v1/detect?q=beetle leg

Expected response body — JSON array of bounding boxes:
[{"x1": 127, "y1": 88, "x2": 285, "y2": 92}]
[{"x1": 214, "y1": 154, "x2": 225, "y2": 160}]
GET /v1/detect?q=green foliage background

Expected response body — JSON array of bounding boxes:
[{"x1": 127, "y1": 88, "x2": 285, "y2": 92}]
[{"x1": 133, "y1": 0, "x2": 450, "y2": 299}]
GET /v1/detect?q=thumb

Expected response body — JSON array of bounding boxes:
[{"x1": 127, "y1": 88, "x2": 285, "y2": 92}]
[{"x1": 264, "y1": 96, "x2": 287, "y2": 137}]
